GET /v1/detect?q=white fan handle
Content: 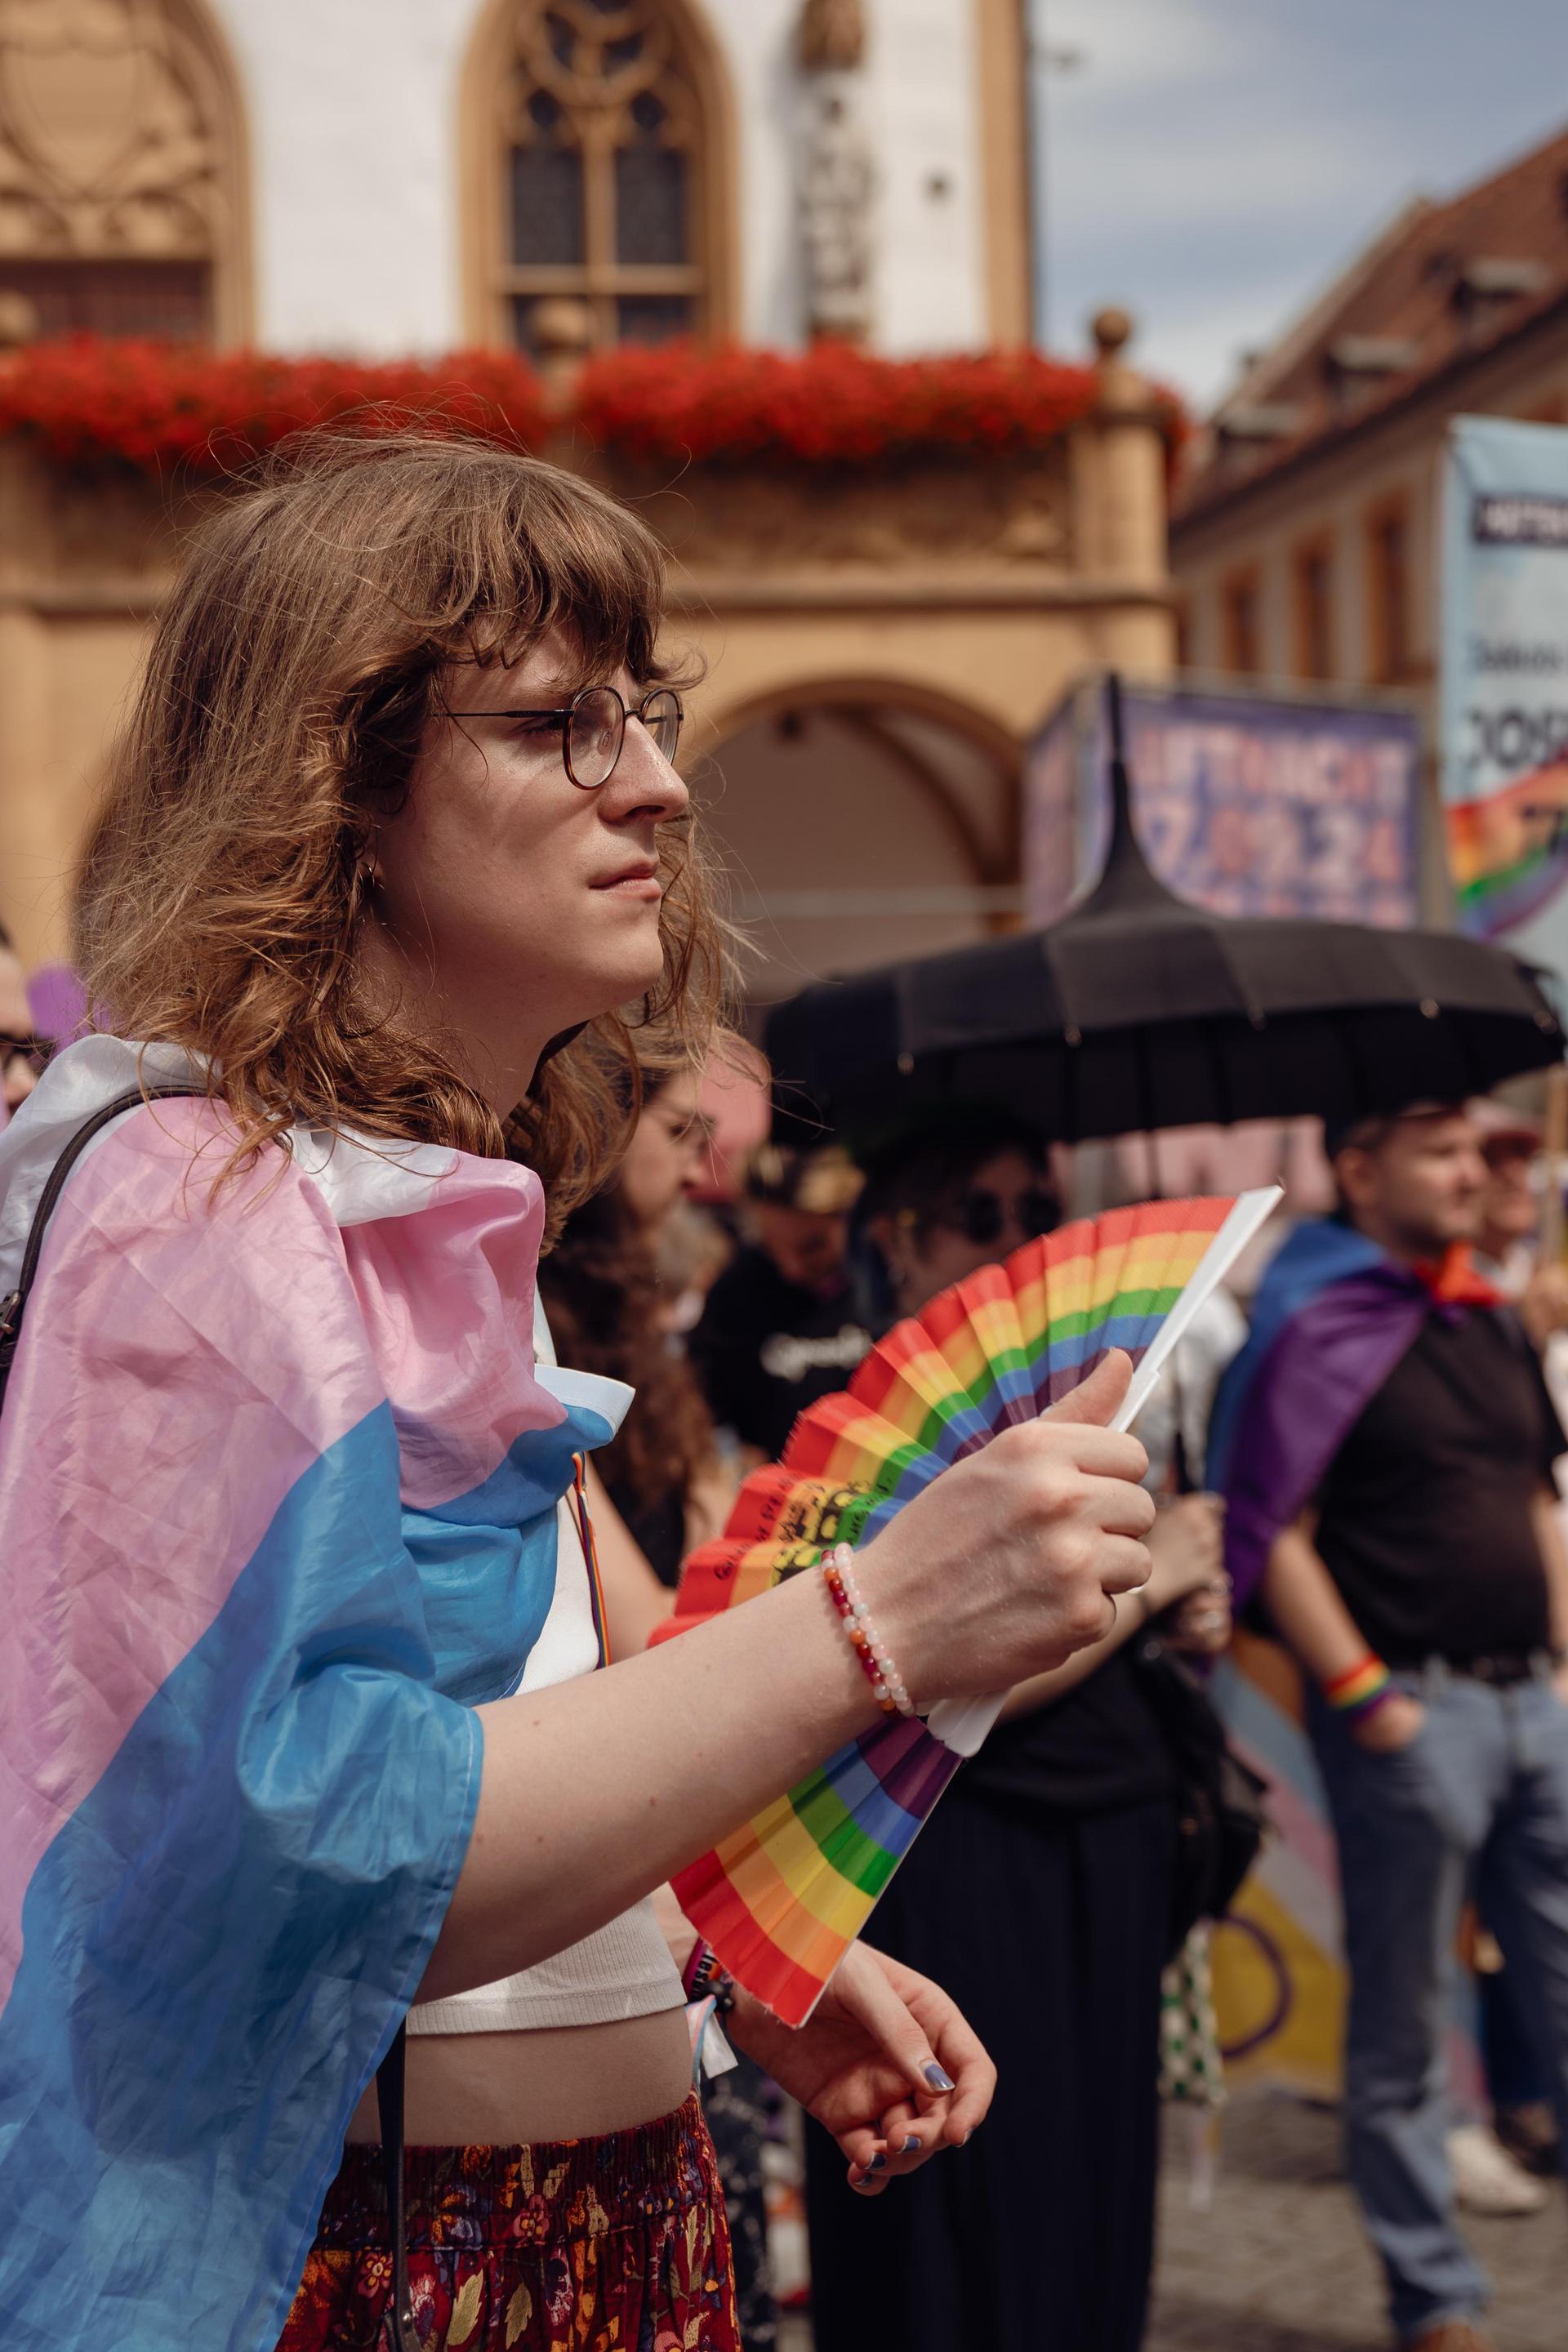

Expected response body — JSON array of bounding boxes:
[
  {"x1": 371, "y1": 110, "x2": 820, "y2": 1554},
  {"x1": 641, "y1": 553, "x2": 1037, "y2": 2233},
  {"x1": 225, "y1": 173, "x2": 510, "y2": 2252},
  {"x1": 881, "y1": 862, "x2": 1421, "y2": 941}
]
[{"x1": 924, "y1": 1187, "x2": 1281, "y2": 1759}]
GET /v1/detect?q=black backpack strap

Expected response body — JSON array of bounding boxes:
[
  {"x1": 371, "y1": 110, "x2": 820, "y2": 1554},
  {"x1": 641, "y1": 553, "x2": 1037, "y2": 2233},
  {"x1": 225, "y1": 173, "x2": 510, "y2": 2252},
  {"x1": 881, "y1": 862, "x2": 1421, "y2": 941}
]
[
  {"x1": 0, "y1": 1085, "x2": 195, "y2": 1410},
  {"x1": 376, "y1": 2029, "x2": 420, "y2": 2351}
]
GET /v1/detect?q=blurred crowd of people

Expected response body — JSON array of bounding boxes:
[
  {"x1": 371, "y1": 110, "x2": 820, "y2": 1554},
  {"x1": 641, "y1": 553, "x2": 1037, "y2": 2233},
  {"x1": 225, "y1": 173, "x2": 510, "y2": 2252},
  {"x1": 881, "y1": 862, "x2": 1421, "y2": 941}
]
[
  {"x1": 8, "y1": 926, "x2": 1567, "y2": 2351},
  {"x1": 530, "y1": 1067, "x2": 1568, "y2": 2352}
]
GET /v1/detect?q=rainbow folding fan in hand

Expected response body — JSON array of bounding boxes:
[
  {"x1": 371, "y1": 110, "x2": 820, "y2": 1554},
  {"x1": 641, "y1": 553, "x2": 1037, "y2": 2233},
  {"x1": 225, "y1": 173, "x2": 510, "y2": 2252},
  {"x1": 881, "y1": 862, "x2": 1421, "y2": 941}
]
[{"x1": 657, "y1": 1188, "x2": 1280, "y2": 2025}]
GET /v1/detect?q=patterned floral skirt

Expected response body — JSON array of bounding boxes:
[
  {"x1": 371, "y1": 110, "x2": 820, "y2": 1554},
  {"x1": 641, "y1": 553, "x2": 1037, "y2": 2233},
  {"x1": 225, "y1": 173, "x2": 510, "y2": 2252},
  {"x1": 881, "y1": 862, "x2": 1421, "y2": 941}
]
[{"x1": 277, "y1": 2092, "x2": 739, "y2": 2352}]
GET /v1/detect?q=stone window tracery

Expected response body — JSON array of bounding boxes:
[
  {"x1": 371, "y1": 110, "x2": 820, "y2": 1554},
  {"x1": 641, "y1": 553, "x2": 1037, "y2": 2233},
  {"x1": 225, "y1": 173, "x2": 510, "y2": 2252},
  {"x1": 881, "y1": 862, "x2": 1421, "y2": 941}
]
[
  {"x1": 470, "y1": 0, "x2": 728, "y2": 354},
  {"x1": 0, "y1": 0, "x2": 248, "y2": 342}
]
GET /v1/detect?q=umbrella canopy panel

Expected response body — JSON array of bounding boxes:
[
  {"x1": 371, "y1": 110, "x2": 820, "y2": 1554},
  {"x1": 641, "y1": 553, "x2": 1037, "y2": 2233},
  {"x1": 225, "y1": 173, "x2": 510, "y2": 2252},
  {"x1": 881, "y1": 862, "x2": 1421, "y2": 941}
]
[{"x1": 764, "y1": 719, "x2": 1563, "y2": 1145}]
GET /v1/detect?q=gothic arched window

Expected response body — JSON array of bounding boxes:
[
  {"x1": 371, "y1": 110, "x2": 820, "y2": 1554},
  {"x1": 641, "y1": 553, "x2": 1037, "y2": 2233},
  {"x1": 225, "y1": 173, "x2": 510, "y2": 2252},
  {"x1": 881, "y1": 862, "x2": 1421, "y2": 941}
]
[
  {"x1": 463, "y1": 0, "x2": 733, "y2": 354},
  {"x1": 0, "y1": 0, "x2": 249, "y2": 343}
]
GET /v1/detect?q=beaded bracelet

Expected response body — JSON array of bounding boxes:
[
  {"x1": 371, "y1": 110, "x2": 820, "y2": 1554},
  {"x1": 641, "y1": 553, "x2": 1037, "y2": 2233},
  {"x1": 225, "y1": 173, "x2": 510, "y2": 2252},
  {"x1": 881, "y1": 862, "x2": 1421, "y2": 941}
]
[
  {"x1": 823, "y1": 1541, "x2": 915, "y2": 1717},
  {"x1": 1324, "y1": 1653, "x2": 1395, "y2": 1725}
]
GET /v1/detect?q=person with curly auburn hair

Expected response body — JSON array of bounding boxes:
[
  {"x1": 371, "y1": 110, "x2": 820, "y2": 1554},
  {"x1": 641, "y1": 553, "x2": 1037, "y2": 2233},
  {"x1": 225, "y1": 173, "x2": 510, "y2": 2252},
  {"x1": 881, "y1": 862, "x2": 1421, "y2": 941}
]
[
  {"x1": 0, "y1": 432, "x2": 1160, "y2": 2352},
  {"x1": 540, "y1": 1066, "x2": 734, "y2": 1570}
]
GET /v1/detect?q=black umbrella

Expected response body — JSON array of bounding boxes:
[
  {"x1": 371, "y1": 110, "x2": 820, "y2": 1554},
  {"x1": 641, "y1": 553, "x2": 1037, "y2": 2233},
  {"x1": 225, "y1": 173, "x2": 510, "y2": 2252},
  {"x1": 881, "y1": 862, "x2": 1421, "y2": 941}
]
[{"x1": 765, "y1": 679, "x2": 1564, "y2": 1144}]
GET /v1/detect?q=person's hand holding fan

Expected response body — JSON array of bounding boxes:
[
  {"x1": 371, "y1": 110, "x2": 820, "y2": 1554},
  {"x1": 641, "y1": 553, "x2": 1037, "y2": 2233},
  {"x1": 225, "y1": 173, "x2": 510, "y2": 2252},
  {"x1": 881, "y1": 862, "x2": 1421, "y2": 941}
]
[{"x1": 657, "y1": 1190, "x2": 1279, "y2": 2025}]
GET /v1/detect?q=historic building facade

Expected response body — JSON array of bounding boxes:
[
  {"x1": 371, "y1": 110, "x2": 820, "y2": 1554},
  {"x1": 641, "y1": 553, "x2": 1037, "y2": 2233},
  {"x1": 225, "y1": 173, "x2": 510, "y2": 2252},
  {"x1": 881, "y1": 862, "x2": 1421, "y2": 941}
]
[
  {"x1": 1171, "y1": 122, "x2": 1568, "y2": 915},
  {"x1": 0, "y1": 0, "x2": 1175, "y2": 991}
]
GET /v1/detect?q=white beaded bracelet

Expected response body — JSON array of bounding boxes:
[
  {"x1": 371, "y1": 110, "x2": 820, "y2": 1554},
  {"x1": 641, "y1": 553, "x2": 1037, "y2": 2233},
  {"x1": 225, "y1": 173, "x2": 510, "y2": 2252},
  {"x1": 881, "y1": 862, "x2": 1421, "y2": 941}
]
[{"x1": 822, "y1": 1542, "x2": 915, "y2": 1717}]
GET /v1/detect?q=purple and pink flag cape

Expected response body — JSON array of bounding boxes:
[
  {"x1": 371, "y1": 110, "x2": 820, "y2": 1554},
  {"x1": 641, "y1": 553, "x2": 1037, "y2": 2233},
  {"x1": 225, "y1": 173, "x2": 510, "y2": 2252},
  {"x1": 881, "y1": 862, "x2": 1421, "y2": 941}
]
[
  {"x1": 0, "y1": 1037, "x2": 626, "y2": 2352},
  {"x1": 1207, "y1": 1216, "x2": 1500, "y2": 1607}
]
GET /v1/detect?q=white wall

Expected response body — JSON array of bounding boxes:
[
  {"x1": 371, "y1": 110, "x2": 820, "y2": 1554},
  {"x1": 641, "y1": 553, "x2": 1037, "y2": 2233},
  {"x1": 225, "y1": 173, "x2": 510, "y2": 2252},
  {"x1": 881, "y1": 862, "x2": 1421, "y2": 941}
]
[
  {"x1": 864, "y1": 0, "x2": 988, "y2": 353},
  {"x1": 210, "y1": 0, "x2": 991, "y2": 355},
  {"x1": 212, "y1": 0, "x2": 474, "y2": 352}
]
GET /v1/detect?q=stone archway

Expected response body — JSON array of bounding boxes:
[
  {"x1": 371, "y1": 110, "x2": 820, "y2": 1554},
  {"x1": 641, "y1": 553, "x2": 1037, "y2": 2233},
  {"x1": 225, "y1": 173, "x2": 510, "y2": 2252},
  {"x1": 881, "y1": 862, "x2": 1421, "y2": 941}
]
[{"x1": 692, "y1": 677, "x2": 1023, "y2": 1011}]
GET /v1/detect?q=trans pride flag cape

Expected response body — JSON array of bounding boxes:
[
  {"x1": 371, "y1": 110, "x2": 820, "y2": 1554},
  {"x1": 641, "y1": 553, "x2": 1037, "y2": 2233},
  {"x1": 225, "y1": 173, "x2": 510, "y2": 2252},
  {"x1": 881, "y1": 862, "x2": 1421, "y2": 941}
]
[
  {"x1": 1207, "y1": 1217, "x2": 1499, "y2": 1606},
  {"x1": 0, "y1": 1038, "x2": 624, "y2": 2352}
]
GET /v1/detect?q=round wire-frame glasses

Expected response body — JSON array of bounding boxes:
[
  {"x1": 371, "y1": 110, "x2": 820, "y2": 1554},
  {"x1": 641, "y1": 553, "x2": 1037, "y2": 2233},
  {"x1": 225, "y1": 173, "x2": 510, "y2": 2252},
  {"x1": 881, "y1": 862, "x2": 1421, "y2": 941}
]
[{"x1": 446, "y1": 684, "x2": 684, "y2": 790}]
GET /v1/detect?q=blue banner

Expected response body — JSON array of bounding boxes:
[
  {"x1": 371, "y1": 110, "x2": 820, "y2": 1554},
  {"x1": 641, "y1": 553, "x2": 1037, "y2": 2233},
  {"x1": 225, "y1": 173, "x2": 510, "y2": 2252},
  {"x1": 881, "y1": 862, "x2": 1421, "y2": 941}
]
[{"x1": 1441, "y1": 413, "x2": 1568, "y2": 981}]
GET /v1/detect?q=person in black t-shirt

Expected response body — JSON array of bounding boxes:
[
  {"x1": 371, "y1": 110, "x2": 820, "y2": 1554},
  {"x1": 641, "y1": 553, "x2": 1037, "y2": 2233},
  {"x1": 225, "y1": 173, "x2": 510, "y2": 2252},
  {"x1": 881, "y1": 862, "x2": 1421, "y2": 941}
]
[
  {"x1": 1251, "y1": 1103, "x2": 1568, "y2": 2352},
  {"x1": 688, "y1": 1143, "x2": 870, "y2": 1464},
  {"x1": 803, "y1": 1114, "x2": 1230, "y2": 2352}
]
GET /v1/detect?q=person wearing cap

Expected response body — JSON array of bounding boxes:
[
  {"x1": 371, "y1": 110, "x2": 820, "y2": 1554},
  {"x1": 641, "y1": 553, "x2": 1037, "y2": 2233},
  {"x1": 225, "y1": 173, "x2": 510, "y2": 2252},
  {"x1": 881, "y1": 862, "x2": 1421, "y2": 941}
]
[
  {"x1": 688, "y1": 1142, "x2": 871, "y2": 1465},
  {"x1": 1209, "y1": 1101, "x2": 1568, "y2": 2352}
]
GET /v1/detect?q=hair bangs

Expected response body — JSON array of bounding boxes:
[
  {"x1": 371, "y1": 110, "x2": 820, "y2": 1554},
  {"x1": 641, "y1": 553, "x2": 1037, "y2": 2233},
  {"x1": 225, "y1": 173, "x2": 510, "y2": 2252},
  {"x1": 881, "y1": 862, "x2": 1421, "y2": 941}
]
[{"x1": 74, "y1": 428, "x2": 732, "y2": 1223}]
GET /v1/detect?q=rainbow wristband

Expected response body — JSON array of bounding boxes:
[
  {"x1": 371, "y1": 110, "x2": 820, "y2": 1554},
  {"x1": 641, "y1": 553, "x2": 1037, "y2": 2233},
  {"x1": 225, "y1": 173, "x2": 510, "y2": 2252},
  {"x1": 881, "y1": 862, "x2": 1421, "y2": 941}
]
[{"x1": 1324, "y1": 1655, "x2": 1393, "y2": 1723}]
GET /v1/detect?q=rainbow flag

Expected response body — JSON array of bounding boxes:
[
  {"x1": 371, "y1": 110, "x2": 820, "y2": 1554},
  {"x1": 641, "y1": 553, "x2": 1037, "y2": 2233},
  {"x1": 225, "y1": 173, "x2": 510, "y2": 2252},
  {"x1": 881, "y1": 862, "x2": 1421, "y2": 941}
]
[
  {"x1": 0, "y1": 1037, "x2": 626, "y2": 2352},
  {"x1": 660, "y1": 1193, "x2": 1277, "y2": 2024}
]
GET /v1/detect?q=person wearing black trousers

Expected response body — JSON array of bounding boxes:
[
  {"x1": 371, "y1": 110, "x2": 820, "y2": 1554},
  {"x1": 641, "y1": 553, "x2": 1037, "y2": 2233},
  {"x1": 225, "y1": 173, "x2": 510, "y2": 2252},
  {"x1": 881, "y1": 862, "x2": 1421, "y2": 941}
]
[{"x1": 804, "y1": 1119, "x2": 1229, "y2": 2351}]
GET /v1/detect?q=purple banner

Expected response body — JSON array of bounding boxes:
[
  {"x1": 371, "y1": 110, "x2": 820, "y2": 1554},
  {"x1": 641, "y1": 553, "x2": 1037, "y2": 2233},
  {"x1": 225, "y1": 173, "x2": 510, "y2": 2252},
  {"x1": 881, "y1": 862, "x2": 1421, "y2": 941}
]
[{"x1": 1024, "y1": 684, "x2": 1421, "y2": 928}]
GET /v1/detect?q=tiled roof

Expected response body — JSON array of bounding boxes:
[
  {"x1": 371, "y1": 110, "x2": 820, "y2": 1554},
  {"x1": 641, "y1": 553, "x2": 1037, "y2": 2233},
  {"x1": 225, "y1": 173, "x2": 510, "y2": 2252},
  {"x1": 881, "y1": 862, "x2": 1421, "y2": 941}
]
[{"x1": 1177, "y1": 122, "x2": 1568, "y2": 520}]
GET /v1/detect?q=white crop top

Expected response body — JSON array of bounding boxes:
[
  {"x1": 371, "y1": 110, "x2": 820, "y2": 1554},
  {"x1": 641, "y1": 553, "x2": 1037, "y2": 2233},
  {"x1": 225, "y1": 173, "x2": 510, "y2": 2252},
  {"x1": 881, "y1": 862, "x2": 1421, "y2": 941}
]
[{"x1": 405, "y1": 1303, "x2": 684, "y2": 2038}]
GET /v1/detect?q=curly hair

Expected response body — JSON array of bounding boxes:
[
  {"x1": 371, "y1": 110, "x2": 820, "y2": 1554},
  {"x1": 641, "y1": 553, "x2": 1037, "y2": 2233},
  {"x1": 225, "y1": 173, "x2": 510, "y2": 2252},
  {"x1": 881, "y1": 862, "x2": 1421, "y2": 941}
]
[
  {"x1": 73, "y1": 430, "x2": 731, "y2": 1227},
  {"x1": 536, "y1": 1192, "x2": 715, "y2": 1521}
]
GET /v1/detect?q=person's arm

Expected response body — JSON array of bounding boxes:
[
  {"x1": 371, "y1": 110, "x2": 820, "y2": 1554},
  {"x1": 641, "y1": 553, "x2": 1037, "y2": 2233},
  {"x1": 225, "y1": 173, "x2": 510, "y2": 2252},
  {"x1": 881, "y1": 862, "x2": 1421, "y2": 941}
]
[
  {"x1": 421, "y1": 1350, "x2": 1155, "y2": 2001},
  {"x1": 1261, "y1": 1510, "x2": 1423, "y2": 1751},
  {"x1": 1529, "y1": 1485, "x2": 1568, "y2": 1704},
  {"x1": 582, "y1": 1459, "x2": 674, "y2": 1656}
]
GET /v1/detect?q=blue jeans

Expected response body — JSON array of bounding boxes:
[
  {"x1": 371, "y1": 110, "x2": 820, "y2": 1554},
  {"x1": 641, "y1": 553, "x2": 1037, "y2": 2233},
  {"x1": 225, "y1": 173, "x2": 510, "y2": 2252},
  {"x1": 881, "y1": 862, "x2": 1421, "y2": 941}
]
[{"x1": 1309, "y1": 1665, "x2": 1568, "y2": 2343}]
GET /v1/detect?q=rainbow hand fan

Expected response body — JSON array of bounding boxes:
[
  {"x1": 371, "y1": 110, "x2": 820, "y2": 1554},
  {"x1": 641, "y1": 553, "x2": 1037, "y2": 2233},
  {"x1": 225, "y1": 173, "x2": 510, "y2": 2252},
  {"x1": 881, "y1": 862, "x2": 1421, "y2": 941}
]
[{"x1": 660, "y1": 1187, "x2": 1280, "y2": 2025}]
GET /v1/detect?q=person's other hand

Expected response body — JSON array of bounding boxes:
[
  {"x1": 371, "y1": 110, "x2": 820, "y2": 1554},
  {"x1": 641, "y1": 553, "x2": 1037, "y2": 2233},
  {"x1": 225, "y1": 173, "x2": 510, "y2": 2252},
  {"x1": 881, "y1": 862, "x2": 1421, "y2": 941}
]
[
  {"x1": 727, "y1": 1941, "x2": 994, "y2": 2193},
  {"x1": 1152, "y1": 1494, "x2": 1231, "y2": 1655},
  {"x1": 1352, "y1": 1693, "x2": 1425, "y2": 1753},
  {"x1": 1164, "y1": 1588, "x2": 1232, "y2": 1656},
  {"x1": 857, "y1": 1351, "x2": 1155, "y2": 1705},
  {"x1": 1143, "y1": 1494, "x2": 1226, "y2": 1615}
]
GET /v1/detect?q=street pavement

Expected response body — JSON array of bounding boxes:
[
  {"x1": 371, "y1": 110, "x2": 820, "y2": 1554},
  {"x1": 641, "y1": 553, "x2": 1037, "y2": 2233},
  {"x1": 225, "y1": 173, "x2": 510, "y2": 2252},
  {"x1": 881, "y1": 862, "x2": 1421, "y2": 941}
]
[
  {"x1": 777, "y1": 2089, "x2": 1566, "y2": 2350},
  {"x1": 1149, "y1": 2091, "x2": 1565, "y2": 2351}
]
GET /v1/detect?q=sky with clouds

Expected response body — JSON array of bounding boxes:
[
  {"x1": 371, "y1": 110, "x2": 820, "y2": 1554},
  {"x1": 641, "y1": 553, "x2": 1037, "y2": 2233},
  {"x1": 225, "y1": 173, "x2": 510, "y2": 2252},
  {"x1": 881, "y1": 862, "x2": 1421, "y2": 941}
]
[{"x1": 1031, "y1": 0, "x2": 1568, "y2": 411}]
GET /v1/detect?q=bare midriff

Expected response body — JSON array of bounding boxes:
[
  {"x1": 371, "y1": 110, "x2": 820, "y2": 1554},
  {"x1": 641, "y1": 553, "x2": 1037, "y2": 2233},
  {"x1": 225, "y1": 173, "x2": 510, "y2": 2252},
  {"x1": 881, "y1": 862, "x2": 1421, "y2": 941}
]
[{"x1": 343, "y1": 2007, "x2": 693, "y2": 2148}]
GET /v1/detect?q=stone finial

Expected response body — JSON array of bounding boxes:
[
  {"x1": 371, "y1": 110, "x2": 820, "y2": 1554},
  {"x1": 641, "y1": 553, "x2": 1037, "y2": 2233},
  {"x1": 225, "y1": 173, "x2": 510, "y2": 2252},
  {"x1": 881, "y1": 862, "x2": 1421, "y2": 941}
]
[
  {"x1": 530, "y1": 296, "x2": 595, "y2": 406},
  {"x1": 1090, "y1": 305, "x2": 1149, "y2": 416},
  {"x1": 798, "y1": 0, "x2": 866, "y2": 72}
]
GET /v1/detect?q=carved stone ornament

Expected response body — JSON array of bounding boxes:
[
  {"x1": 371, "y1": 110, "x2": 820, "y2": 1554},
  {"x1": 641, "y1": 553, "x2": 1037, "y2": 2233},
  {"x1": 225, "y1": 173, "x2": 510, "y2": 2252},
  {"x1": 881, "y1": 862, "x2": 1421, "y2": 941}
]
[
  {"x1": 795, "y1": 0, "x2": 872, "y2": 342},
  {"x1": 0, "y1": 0, "x2": 229, "y2": 259},
  {"x1": 797, "y1": 0, "x2": 866, "y2": 73},
  {"x1": 800, "y1": 78, "x2": 873, "y2": 341},
  {"x1": 506, "y1": 0, "x2": 697, "y2": 145}
]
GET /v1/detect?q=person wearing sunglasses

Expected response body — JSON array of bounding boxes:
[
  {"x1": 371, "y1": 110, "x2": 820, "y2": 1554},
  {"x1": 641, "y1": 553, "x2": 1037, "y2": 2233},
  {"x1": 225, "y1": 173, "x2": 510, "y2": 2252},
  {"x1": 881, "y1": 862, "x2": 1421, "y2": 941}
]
[
  {"x1": 860, "y1": 1120, "x2": 1063, "y2": 1322},
  {"x1": 805, "y1": 1114, "x2": 1230, "y2": 2352}
]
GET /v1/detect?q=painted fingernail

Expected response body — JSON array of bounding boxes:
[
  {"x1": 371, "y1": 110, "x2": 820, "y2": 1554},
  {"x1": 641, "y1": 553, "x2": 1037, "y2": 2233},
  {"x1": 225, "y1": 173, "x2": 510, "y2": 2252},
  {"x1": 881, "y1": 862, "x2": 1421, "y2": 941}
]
[
  {"x1": 901, "y1": 2134, "x2": 921, "y2": 2154},
  {"x1": 924, "y1": 2063, "x2": 956, "y2": 2092},
  {"x1": 850, "y1": 2171, "x2": 875, "y2": 2193},
  {"x1": 867, "y1": 2150, "x2": 887, "y2": 2172},
  {"x1": 964, "y1": 2127, "x2": 976, "y2": 2145}
]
